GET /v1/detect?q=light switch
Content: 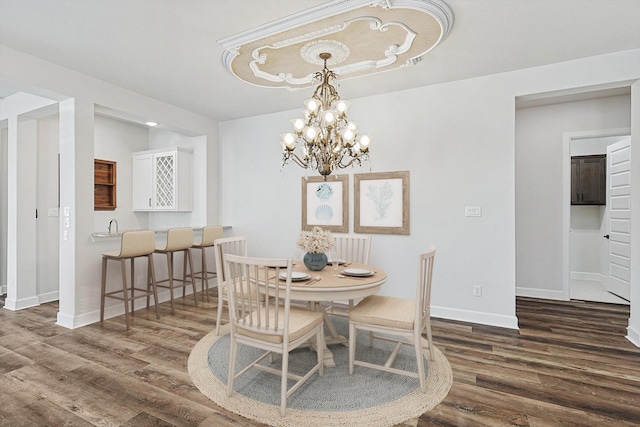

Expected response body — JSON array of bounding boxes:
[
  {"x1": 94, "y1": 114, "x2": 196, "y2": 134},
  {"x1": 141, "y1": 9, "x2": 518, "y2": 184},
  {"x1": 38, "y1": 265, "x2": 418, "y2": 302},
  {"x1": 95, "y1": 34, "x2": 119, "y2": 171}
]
[
  {"x1": 465, "y1": 206, "x2": 482, "y2": 217},
  {"x1": 48, "y1": 208, "x2": 59, "y2": 217}
]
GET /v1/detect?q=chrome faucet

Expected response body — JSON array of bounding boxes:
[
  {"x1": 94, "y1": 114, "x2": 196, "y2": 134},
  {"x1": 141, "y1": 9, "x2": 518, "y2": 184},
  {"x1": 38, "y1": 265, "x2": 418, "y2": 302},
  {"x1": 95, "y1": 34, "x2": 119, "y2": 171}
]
[{"x1": 108, "y1": 218, "x2": 119, "y2": 234}]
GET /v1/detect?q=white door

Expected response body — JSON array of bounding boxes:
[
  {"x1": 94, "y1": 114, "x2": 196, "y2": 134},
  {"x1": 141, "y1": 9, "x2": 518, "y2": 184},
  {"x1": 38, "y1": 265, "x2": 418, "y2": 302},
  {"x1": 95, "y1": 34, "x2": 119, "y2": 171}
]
[{"x1": 606, "y1": 137, "x2": 631, "y2": 300}]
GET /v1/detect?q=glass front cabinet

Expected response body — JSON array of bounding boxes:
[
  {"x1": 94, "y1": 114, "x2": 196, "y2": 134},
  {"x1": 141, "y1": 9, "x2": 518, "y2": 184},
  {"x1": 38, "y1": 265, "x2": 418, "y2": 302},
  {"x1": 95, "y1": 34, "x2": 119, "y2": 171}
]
[{"x1": 132, "y1": 147, "x2": 193, "y2": 211}]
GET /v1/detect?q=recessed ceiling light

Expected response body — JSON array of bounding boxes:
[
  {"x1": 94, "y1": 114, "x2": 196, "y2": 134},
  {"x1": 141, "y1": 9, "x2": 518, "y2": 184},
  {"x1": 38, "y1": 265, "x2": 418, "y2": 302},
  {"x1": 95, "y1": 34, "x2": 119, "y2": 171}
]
[{"x1": 145, "y1": 121, "x2": 158, "y2": 127}]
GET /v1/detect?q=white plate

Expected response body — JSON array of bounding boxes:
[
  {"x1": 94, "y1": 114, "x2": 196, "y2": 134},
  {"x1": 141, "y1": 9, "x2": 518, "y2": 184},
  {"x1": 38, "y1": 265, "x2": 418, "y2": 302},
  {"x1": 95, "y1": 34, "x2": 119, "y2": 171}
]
[
  {"x1": 279, "y1": 272, "x2": 311, "y2": 281},
  {"x1": 326, "y1": 259, "x2": 347, "y2": 265},
  {"x1": 341, "y1": 268, "x2": 374, "y2": 277}
]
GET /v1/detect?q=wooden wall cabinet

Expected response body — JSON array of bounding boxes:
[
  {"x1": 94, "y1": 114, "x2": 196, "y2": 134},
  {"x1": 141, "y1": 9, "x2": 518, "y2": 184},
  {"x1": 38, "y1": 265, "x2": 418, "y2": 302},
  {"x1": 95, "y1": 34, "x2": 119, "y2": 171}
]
[
  {"x1": 94, "y1": 159, "x2": 117, "y2": 211},
  {"x1": 132, "y1": 147, "x2": 193, "y2": 211},
  {"x1": 571, "y1": 154, "x2": 606, "y2": 205}
]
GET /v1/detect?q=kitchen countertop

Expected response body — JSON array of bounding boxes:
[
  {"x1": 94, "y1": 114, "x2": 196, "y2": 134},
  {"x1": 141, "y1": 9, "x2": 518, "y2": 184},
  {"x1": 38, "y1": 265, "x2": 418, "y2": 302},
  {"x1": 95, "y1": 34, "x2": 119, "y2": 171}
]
[{"x1": 91, "y1": 225, "x2": 232, "y2": 241}]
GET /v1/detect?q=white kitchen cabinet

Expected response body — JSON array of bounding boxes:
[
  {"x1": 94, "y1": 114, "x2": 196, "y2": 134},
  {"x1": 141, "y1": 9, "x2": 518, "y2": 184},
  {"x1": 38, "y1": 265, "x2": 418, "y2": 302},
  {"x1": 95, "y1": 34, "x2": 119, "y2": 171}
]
[{"x1": 132, "y1": 147, "x2": 193, "y2": 211}]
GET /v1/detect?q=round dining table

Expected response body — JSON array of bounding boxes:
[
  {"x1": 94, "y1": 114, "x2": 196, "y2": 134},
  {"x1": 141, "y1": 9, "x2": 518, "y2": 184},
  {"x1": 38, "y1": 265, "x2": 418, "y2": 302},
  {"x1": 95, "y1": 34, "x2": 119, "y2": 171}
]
[{"x1": 287, "y1": 262, "x2": 387, "y2": 367}]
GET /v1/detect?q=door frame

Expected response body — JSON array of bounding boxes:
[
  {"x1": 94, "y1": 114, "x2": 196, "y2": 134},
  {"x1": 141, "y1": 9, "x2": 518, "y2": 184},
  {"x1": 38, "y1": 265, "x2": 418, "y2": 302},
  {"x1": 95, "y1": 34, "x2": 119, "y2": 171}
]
[{"x1": 562, "y1": 127, "x2": 631, "y2": 300}]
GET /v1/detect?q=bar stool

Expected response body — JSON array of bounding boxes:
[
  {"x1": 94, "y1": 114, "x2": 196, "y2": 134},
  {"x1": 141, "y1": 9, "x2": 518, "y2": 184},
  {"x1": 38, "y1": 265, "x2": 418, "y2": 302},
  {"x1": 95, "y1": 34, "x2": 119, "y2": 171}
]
[
  {"x1": 154, "y1": 227, "x2": 197, "y2": 314},
  {"x1": 191, "y1": 225, "x2": 224, "y2": 302},
  {"x1": 100, "y1": 230, "x2": 159, "y2": 330}
]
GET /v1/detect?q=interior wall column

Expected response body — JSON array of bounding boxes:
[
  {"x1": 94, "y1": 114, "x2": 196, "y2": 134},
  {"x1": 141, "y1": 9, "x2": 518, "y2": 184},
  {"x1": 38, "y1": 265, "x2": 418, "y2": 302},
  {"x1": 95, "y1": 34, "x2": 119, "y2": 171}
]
[
  {"x1": 1, "y1": 92, "x2": 58, "y2": 310},
  {"x1": 56, "y1": 97, "x2": 94, "y2": 328},
  {"x1": 4, "y1": 116, "x2": 39, "y2": 310}
]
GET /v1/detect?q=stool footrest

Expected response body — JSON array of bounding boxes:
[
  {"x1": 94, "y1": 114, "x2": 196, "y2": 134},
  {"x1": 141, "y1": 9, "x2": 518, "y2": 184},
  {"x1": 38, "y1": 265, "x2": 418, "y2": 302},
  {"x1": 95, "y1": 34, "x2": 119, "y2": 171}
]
[
  {"x1": 104, "y1": 287, "x2": 157, "y2": 301},
  {"x1": 156, "y1": 277, "x2": 195, "y2": 287}
]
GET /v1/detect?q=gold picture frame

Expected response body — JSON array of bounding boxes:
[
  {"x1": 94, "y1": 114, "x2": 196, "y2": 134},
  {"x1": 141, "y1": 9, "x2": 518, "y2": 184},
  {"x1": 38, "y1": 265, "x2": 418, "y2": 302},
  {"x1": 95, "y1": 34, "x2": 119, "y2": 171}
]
[
  {"x1": 302, "y1": 175, "x2": 349, "y2": 232},
  {"x1": 354, "y1": 171, "x2": 410, "y2": 235}
]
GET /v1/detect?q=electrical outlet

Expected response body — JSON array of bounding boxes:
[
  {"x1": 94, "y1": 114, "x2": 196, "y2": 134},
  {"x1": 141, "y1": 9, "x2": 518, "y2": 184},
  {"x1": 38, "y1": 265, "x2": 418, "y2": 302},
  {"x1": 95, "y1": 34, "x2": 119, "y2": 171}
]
[{"x1": 473, "y1": 285, "x2": 482, "y2": 297}]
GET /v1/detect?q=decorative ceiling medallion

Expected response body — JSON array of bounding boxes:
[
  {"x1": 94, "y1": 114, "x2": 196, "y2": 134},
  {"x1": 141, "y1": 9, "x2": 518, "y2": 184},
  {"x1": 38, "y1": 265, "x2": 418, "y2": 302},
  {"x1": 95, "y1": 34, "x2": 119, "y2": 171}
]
[
  {"x1": 301, "y1": 40, "x2": 350, "y2": 66},
  {"x1": 218, "y1": 0, "x2": 454, "y2": 90}
]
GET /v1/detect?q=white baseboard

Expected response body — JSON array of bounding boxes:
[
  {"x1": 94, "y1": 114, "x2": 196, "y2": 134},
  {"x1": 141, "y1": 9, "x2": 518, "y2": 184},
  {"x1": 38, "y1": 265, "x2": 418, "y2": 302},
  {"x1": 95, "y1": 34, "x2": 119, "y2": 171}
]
[
  {"x1": 56, "y1": 311, "x2": 78, "y2": 329},
  {"x1": 431, "y1": 305, "x2": 519, "y2": 330},
  {"x1": 39, "y1": 290, "x2": 59, "y2": 304},
  {"x1": 570, "y1": 271, "x2": 601, "y2": 281},
  {"x1": 2, "y1": 290, "x2": 63, "y2": 311},
  {"x1": 57, "y1": 283, "x2": 206, "y2": 329},
  {"x1": 627, "y1": 325, "x2": 640, "y2": 348},
  {"x1": 515, "y1": 287, "x2": 566, "y2": 300},
  {"x1": 3, "y1": 295, "x2": 40, "y2": 311}
]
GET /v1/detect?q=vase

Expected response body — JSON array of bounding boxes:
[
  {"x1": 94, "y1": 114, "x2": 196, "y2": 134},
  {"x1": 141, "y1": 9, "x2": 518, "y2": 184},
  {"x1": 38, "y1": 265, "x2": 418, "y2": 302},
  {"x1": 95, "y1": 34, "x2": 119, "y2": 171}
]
[{"x1": 303, "y1": 252, "x2": 328, "y2": 271}]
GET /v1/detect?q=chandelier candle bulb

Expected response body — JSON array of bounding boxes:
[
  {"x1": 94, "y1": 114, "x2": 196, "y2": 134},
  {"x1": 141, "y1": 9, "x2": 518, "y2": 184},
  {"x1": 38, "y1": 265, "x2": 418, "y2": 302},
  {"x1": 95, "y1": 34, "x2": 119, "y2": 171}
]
[
  {"x1": 336, "y1": 100, "x2": 350, "y2": 114},
  {"x1": 324, "y1": 110, "x2": 335, "y2": 124},
  {"x1": 292, "y1": 118, "x2": 305, "y2": 131},
  {"x1": 359, "y1": 135, "x2": 371, "y2": 151},
  {"x1": 281, "y1": 133, "x2": 296, "y2": 150},
  {"x1": 304, "y1": 99, "x2": 319, "y2": 113},
  {"x1": 280, "y1": 52, "x2": 372, "y2": 180},
  {"x1": 342, "y1": 129, "x2": 354, "y2": 142}
]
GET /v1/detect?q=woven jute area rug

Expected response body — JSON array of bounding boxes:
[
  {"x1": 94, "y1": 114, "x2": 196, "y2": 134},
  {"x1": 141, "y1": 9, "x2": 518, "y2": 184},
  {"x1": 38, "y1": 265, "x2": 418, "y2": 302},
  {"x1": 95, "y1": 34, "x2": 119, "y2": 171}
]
[{"x1": 188, "y1": 322, "x2": 452, "y2": 427}]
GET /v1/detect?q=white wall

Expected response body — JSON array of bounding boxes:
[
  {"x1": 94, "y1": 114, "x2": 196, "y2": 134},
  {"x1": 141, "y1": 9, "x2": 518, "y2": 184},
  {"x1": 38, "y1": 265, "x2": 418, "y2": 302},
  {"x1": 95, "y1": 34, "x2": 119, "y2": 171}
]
[
  {"x1": 221, "y1": 49, "x2": 640, "y2": 330},
  {"x1": 1, "y1": 127, "x2": 6, "y2": 295},
  {"x1": 569, "y1": 205, "x2": 605, "y2": 278},
  {"x1": 36, "y1": 113, "x2": 61, "y2": 303},
  {"x1": 515, "y1": 95, "x2": 631, "y2": 299},
  {"x1": 220, "y1": 73, "x2": 519, "y2": 326}
]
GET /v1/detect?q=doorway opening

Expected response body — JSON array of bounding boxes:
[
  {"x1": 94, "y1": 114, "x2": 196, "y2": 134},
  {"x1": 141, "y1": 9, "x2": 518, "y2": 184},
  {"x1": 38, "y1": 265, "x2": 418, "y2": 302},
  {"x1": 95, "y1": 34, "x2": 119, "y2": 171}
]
[
  {"x1": 563, "y1": 129, "x2": 631, "y2": 305},
  {"x1": 1, "y1": 95, "x2": 60, "y2": 311}
]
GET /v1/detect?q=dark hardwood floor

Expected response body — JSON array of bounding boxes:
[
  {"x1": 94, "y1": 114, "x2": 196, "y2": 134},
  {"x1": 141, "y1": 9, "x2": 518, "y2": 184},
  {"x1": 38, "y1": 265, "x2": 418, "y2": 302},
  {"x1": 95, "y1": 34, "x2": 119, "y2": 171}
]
[{"x1": 1, "y1": 293, "x2": 639, "y2": 426}]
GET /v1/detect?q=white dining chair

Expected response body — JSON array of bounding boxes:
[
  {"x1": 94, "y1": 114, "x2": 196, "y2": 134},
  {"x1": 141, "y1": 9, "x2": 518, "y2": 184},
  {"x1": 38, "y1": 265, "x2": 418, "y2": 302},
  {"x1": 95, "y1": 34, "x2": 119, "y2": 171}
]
[
  {"x1": 348, "y1": 246, "x2": 436, "y2": 393},
  {"x1": 326, "y1": 234, "x2": 371, "y2": 316},
  {"x1": 213, "y1": 236, "x2": 247, "y2": 335},
  {"x1": 224, "y1": 254, "x2": 324, "y2": 417}
]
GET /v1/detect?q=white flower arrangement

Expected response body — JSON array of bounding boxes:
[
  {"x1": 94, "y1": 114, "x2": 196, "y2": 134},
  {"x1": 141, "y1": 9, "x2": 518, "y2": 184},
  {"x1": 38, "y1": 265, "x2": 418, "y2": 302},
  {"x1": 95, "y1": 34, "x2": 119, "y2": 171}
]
[{"x1": 296, "y1": 226, "x2": 335, "y2": 254}]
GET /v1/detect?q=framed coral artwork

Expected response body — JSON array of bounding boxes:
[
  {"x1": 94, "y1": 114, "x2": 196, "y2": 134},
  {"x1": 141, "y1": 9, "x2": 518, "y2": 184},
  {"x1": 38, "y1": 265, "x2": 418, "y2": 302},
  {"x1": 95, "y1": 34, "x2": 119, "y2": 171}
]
[
  {"x1": 301, "y1": 174, "x2": 349, "y2": 232},
  {"x1": 354, "y1": 171, "x2": 410, "y2": 235}
]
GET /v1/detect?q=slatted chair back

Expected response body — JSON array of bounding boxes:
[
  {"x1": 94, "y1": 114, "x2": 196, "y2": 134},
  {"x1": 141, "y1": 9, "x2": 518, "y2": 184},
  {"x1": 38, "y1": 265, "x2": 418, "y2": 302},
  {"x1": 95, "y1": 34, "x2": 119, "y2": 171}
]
[
  {"x1": 214, "y1": 236, "x2": 248, "y2": 282},
  {"x1": 223, "y1": 254, "x2": 292, "y2": 341},
  {"x1": 213, "y1": 236, "x2": 248, "y2": 334},
  {"x1": 333, "y1": 234, "x2": 371, "y2": 264},
  {"x1": 416, "y1": 245, "x2": 436, "y2": 331}
]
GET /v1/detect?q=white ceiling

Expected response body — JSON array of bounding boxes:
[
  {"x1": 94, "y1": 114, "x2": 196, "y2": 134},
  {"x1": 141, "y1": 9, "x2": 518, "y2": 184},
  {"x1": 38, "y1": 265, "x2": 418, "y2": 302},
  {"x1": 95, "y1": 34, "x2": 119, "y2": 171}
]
[{"x1": 1, "y1": 0, "x2": 639, "y2": 122}]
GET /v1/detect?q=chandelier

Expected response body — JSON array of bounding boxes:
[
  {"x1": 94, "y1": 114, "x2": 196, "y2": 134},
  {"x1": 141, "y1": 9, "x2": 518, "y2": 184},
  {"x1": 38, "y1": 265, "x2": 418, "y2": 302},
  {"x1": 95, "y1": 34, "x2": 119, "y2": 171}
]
[{"x1": 280, "y1": 52, "x2": 371, "y2": 180}]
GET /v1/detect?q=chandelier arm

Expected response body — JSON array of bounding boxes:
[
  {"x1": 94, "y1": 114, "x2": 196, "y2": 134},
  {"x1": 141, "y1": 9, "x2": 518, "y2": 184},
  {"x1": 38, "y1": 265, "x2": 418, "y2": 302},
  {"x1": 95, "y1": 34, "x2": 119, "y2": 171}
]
[
  {"x1": 337, "y1": 157, "x2": 361, "y2": 169},
  {"x1": 283, "y1": 151, "x2": 310, "y2": 170}
]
